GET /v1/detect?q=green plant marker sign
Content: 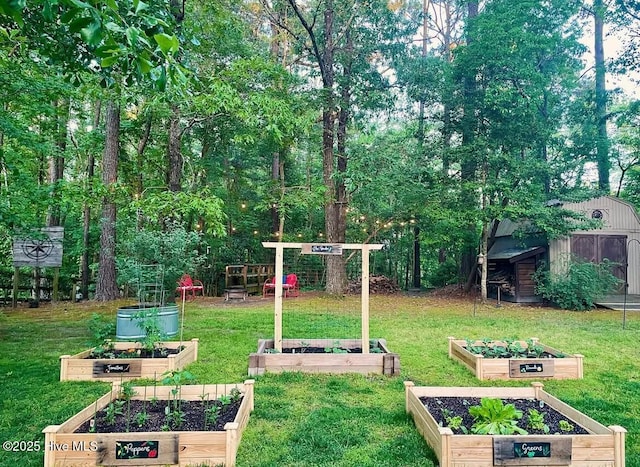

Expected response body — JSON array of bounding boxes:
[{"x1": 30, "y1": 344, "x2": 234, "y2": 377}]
[
  {"x1": 514, "y1": 442, "x2": 551, "y2": 458},
  {"x1": 115, "y1": 440, "x2": 159, "y2": 459}
]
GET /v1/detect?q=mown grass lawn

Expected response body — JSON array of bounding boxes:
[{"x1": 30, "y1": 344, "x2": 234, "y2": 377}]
[{"x1": 0, "y1": 293, "x2": 638, "y2": 467}]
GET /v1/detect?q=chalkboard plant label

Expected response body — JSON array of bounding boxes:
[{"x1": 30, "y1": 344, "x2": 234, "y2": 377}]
[
  {"x1": 302, "y1": 244, "x2": 343, "y2": 255},
  {"x1": 448, "y1": 337, "x2": 584, "y2": 380},
  {"x1": 115, "y1": 440, "x2": 159, "y2": 459},
  {"x1": 514, "y1": 441, "x2": 551, "y2": 458},
  {"x1": 404, "y1": 382, "x2": 626, "y2": 467},
  {"x1": 519, "y1": 362, "x2": 545, "y2": 374}
]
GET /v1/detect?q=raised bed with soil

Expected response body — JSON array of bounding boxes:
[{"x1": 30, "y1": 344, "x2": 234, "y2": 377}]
[
  {"x1": 60, "y1": 338, "x2": 199, "y2": 382},
  {"x1": 43, "y1": 380, "x2": 254, "y2": 467},
  {"x1": 448, "y1": 336, "x2": 584, "y2": 380},
  {"x1": 248, "y1": 338, "x2": 400, "y2": 376},
  {"x1": 405, "y1": 381, "x2": 626, "y2": 467}
]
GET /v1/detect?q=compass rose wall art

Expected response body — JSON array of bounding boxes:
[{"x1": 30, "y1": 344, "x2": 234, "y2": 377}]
[{"x1": 12, "y1": 227, "x2": 64, "y2": 268}]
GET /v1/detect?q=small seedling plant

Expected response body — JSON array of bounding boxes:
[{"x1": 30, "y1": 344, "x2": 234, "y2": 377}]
[
  {"x1": 464, "y1": 338, "x2": 562, "y2": 359},
  {"x1": 440, "y1": 408, "x2": 467, "y2": 433},
  {"x1": 526, "y1": 408, "x2": 550, "y2": 434},
  {"x1": 324, "y1": 340, "x2": 349, "y2": 354},
  {"x1": 161, "y1": 369, "x2": 195, "y2": 429},
  {"x1": 559, "y1": 420, "x2": 574, "y2": 432}
]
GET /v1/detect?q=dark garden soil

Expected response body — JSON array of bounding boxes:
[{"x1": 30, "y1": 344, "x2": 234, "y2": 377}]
[
  {"x1": 462, "y1": 348, "x2": 558, "y2": 359},
  {"x1": 88, "y1": 347, "x2": 184, "y2": 359},
  {"x1": 420, "y1": 396, "x2": 589, "y2": 436},
  {"x1": 282, "y1": 347, "x2": 364, "y2": 354},
  {"x1": 75, "y1": 398, "x2": 243, "y2": 433}
]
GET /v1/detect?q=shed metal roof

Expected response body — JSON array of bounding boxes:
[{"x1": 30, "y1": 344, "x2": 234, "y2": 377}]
[{"x1": 488, "y1": 246, "x2": 546, "y2": 263}]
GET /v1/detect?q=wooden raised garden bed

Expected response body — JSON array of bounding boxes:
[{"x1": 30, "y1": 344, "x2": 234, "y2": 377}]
[
  {"x1": 43, "y1": 379, "x2": 254, "y2": 467},
  {"x1": 248, "y1": 338, "x2": 400, "y2": 376},
  {"x1": 448, "y1": 336, "x2": 583, "y2": 381},
  {"x1": 405, "y1": 381, "x2": 626, "y2": 467},
  {"x1": 60, "y1": 338, "x2": 199, "y2": 382}
]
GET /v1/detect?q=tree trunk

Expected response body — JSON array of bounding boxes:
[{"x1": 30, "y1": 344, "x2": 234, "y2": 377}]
[
  {"x1": 461, "y1": 1, "x2": 479, "y2": 291},
  {"x1": 80, "y1": 100, "x2": 101, "y2": 300},
  {"x1": 167, "y1": 104, "x2": 182, "y2": 193},
  {"x1": 269, "y1": 9, "x2": 285, "y2": 238},
  {"x1": 136, "y1": 114, "x2": 153, "y2": 197},
  {"x1": 47, "y1": 98, "x2": 69, "y2": 227},
  {"x1": 95, "y1": 100, "x2": 120, "y2": 301},
  {"x1": 271, "y1": 151, "x2": 281, "y2": 236},
  {"x1": 413, "y1": 225, "x2": 421, "y2": 289},
  {"x1": 320, "y1": 1, "x2": 346, "y2": 294},
  {"x1": 594, "y1": 0, "x2": 609, "y2": 192}
]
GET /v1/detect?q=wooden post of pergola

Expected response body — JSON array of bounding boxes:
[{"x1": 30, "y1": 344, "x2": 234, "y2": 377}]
[{"x1": 262, "y1": 242, "x2": 383, "y2": 353}]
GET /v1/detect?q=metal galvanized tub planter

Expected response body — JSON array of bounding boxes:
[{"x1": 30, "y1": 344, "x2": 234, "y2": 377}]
[{"x1": 116, "y1": 304, "x2": 179, "y2": 340}]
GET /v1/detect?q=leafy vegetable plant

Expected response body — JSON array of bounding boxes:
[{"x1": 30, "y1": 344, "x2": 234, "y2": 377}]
[
  {"x1": 559, "y1": 420, "x2": 574, "y2": 432},
  {"x1": 526, "y1": 408, "x2": 550, "y2": 433},
  {"x1": 469, "y1": 398, "x2": 528, "y2": 435}
]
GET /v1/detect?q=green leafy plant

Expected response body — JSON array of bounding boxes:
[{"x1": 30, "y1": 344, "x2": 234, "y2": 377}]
[
  {"x1": 134, "y1": 410, "x2": 149, "y2": 428},
  {"x1": 506, "y1": 339, "x2": 528, "y2": 358},
  {"x1": 526, "y1": 409, "x2": 550, "y2": 433},
  {"x1": 120, "y1": 382, "x2": 137, "y2": 401},
  {"x1": 533, "y1": 256, "x2": 622, "y2": 311},
  {"x1": 324, "y1": 340, "x2": 349, "y2": 353},
  {"x1": 89, "y1": 340, "x2": 116, "y2": 359},
  {"x1": 104, "y1": 400, "x2": 125, "y2": 425},
  {"x1": 133, "y1": 308, "x2": 167, "y2": 355},
  {"x1": 229, "y1": 387, "x2": 242, "y2": 404},
  {"x1": 164, "y1": 404, "x2": 186, "y2": 428},
  {"x1": 205, "y1": 404, "x2": 221, "y2": 428},
  {"x1": 469, "y1": 398, "x2": 528, "y2": 435},
  {"x1": 441, "y1": 408, "x2": 467, "y2": 433},
  {"x1": 525, "y1": 339, "x2": 545, "y2": 358},
  {"x1": 465, "y1": 338, "x2": 509, "y2": 358},
  {"x1": 161, "y1": 369, "x2": 195, "y2": 429},
  {"x1": 87, "y1": 313, "x2": 116, "y2": 347},
  {"x1": 558, "y1": 420, "x2": 574, "y2": 432},
  {"x1": 117, "y1": 223, "x2": 207, "y2": 301}
]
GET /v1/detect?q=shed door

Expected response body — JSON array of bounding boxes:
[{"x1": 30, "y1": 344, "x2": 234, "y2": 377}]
[
  {"x1": 571, "y1": 234, "x2": 627, "y2": 290},
  {"x1": 515, "y1": 260, "x2": 537, "y2": 301}
]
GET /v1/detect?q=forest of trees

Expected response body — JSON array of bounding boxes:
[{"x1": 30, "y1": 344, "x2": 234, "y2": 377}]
[{"x1": 2, "y1": 0, "x2": 640, "y2": 302}]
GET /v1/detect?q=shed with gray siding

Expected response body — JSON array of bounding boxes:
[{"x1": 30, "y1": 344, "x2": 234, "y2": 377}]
[
  {"x1": 487, "y1": 196, "x2": 640, "y2": 302},
  {"x1": 549, "y1": 196, "x2": 640, "y2": 295}
]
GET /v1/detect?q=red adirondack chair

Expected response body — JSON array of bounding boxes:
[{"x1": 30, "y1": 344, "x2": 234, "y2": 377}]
[
  {"x1": 283, "y1": 273, "x2": 299, "y2": 297},
  {"x1": 176, "y1": 274, "x2": 204, "y2": 301}
]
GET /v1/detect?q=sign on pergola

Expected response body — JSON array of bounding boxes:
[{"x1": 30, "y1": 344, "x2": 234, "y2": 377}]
[{"x1": 262, "y1": 242, "x2": 383, "y2": 353}]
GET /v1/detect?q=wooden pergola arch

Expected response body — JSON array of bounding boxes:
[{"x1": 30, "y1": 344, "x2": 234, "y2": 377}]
[{"x1": 262, "y1": 242, "x2": 383, "y2": 353}]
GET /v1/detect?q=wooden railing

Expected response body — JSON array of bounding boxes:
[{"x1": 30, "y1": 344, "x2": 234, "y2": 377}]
[{"x1": 225, "y1": 264, "x2": 274, "y2": 295}]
